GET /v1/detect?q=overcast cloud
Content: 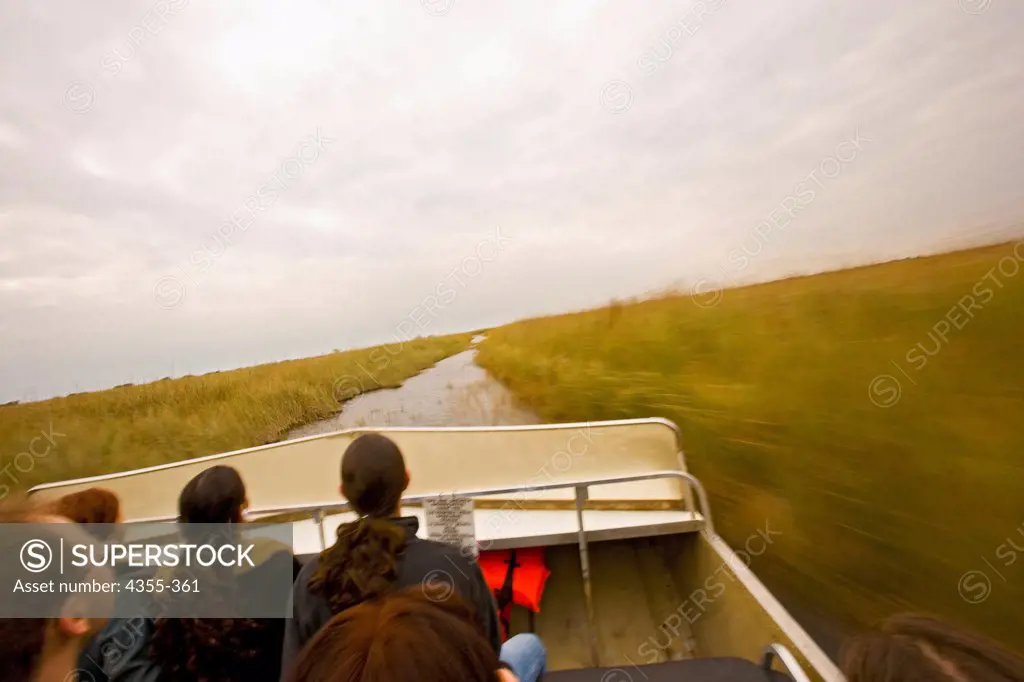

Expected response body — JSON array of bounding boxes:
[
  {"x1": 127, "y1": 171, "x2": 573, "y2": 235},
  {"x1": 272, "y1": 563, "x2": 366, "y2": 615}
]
[{"x1": 1, "y1": 0, "x2": 1022, "y2": 402}]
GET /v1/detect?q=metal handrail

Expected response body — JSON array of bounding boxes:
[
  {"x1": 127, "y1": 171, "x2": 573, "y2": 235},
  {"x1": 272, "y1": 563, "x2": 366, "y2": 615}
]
[
  {"x1": 125, "y1": 470, "x2": 714, "y2": 535},
  {"x1": 574, "y1": 485, "x2": 599, "y2": 667},
  {"x1": 762, "y1": 643, "x2": 813, "y2": 682}
]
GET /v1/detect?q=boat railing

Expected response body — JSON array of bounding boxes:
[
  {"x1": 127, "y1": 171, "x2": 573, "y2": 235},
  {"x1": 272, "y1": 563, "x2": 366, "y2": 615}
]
[
  {"x1": 127, "y1": 469, "x2": 714, "y2": 545},
  {"x1": 762, "y1": 643, "x2": 813, "y2": 682}
]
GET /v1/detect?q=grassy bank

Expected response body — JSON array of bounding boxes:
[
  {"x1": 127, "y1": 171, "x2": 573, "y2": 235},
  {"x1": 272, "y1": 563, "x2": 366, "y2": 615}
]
[
  {"x1": 0, "y1": 333, "x2": 470, "y2": 493},
  {"x1": 477, "y1": 241, "x2": 1024, "y2": 653}
]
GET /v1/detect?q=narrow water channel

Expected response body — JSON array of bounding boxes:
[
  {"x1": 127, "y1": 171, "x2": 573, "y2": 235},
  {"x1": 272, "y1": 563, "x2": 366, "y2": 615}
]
[{"x1": 286, "y1": 346, "x2": 540, "y2": 439}]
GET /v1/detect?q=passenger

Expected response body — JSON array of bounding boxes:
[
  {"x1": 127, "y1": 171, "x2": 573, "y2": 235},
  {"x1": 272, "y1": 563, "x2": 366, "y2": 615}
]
[
  {"x1": 286, "y1": 588, "x2": 539, "y2": 682},
  {"x1": 176, "y1": 465, "x2": 249, "y2": 524},
  {"x1": 841, "y1": 613, "x2": 1024, "y2": 682},
  {"x1": 281, "y1": 433, "x2": 502, "y2": 677},
  {"x1": 78, "y1": 465, "x2": 299, "y2": 682},
  {"x1": 0, "y1": 499, "x2": 114, "y2": 682},
  {"x1": 51, "y1": 487, "x2": 122, "y2": 539}
]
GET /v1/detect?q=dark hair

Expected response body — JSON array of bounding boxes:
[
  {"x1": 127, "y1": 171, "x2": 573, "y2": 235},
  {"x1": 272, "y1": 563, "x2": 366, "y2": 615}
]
[
  {"x1": 340, "y1": 433, "x2": 407, "y2": 517},
  {"x1": 841, "y1": 613, "x2": 1024, "y2": 682},
  {"x1": 0, "y1": 618, "x2": 45, "y2": 682},
  {"x1": 286, "y1": 588, "x2": 500, "y2": 682},
  {"x1": 178, "y1": 465, "x2": 247, "y2": 524},
  {"x1": 150, "y1": 618, "x2": 269, "y2": 682},
  {"x1": 151, "y1": 466, "x2": 264, "y2": 682},
  {"x1": 53, "y1": 487, "x2": 121, "y2": 538},
  {"x1": 309, "y1": 434, "x2": 409, "y2": 614}
]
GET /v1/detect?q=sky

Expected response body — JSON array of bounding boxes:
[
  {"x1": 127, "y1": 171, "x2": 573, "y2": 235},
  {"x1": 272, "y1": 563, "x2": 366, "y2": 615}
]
[{"x1": 1, "y1": 0, "x2": 1023, "y2": 402}]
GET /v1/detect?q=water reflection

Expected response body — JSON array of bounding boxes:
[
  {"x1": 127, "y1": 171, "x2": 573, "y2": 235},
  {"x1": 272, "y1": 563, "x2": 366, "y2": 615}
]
[{"x1": 286, "y1": 349, "x2": 540, "y2": 439}]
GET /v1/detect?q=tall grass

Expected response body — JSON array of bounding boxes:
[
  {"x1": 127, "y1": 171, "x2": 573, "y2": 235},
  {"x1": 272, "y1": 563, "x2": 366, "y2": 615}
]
[
  {"x1": 477, "y1": 241, "x2": 1024, "y2": 653},
  {"x1": 0, "y1": 334, "x2": 470, "y2": 493}
]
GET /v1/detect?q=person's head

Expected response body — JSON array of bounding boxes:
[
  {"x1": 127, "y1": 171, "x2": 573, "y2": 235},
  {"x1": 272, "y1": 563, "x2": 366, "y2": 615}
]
[
  {"x1": 150, "y1": 468, "x2": 266, "y2": 682},
  {"x1": 286, "y1": 588, "x2": 500, "y2": 682},
  {"x1": 309, "y1": 434, "x2": 411, "y2": 615},
  {"x1": 52, "y1": 487, "x2": 122, "y2": 538},
  {"x1": 0, "y1": 499, "x2": 112, "y2": 682},
  {"x1": 178, "y1": 465, "x2": 248, "y2": 524},
  {"x1": 841, "y1": 613, "x2": 1024, "y2": 682},
  {"x1": 340, "y1": 433, "x2": 409, "y2": 518}
]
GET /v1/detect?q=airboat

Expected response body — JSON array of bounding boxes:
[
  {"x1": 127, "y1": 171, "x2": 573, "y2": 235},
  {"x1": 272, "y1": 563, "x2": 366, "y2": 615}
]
[{"x1": 30, "y1": 418, "x2": 842, "y2": 682}]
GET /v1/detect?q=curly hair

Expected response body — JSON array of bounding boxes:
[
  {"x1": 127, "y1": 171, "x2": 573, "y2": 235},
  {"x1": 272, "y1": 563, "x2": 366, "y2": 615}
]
[
  {"x1": 286, "y1": 587, "x2": 499, "y2": 682},
  {"x1": 309, "y1": 517, "x2": 408, "y2": 614},
  {"x1": 309, "y1": 433, "x2": 409, "y2": 614},
  {"x1": 842, "y1": 613, "x2": 1024, "y2": 682},
  {"x1": 150, "y1": 618, "x2": 272, "y2": 682}
]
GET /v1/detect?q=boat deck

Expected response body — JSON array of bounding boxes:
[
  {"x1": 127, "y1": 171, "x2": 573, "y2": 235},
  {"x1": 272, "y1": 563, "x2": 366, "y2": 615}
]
[
  {"x1": 509, "y1": 539, "x2": 697, "y2": 671},
  {"x1": 294, "y1": 536, "x2": 696, "y2": 672}
]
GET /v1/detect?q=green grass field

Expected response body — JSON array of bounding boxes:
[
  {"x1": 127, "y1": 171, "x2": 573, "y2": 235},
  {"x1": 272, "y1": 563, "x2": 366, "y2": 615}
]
[
  {"x1": 0, "y1": 333, "x2": 470, "y2": 495},
  {"x1": 476, "y1": 241, "x2": 1024, "y2": 653}
]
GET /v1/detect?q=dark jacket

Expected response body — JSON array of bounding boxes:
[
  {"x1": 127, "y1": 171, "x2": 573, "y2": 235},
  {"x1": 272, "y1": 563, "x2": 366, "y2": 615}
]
[
  {"x1": 79, "y1": 547, "x2": 301, "y2": 682},
  {"x1": 280, "y1": 516, "x2": 500, "y2": 679},
  {"x1": 79, "y1": 617, "x2": 162, "y2": 682}
]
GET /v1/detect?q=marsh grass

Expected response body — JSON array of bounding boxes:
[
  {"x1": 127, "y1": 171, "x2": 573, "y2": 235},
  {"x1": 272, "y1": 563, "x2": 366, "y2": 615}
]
[
  {"x1": 0, "y1": 334, "x2": 470, "y2": 493},
  {"x1": 477, "y1": 241, "x2": 1024, "y2": 653}
]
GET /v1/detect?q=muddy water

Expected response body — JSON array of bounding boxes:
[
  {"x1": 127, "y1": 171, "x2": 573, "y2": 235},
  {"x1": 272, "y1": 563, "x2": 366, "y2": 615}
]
[{"x1": 286, "y1": 347, "x2": 540, "y2": 439}]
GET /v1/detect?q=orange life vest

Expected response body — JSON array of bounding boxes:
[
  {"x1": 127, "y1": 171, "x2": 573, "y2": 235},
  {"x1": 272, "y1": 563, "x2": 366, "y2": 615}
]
[{"x1": 478, "y1": 548, "x2": 550, "y2": 639}]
